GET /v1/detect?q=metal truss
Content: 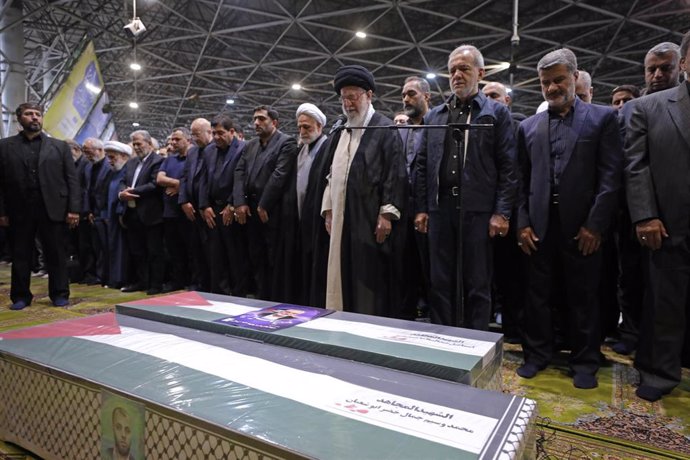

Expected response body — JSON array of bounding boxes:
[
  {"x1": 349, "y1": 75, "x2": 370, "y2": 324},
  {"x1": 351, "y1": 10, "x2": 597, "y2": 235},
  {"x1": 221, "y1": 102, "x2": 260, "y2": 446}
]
[{"x1": 2, "y1": 0, "x2": 687, "y2": 140}]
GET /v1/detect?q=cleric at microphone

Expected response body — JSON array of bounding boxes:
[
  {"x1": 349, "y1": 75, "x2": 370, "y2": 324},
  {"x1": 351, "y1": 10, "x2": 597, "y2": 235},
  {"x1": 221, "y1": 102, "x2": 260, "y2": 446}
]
[{"x1": 0, "y1": 102, "x2": 81, "y2": 310}]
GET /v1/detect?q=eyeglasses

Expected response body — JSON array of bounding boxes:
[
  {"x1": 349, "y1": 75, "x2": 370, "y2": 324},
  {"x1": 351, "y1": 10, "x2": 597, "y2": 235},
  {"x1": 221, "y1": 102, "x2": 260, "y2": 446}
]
[{"x1": 340, "y1": 91, "x2": 366, "y2": 103}]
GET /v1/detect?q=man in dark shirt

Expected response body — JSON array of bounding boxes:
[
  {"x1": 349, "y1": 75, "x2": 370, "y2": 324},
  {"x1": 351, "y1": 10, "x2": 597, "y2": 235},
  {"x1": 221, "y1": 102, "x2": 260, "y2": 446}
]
[
  {"x1": 82, "y1": 138, "x2": 112, "y2": 286},
  {"x1": 0, "y1": 102, "x2": 80, "y2": 309},
  {"x1": 157, "y1": 127, "x2": 192, "y2": 292},
  {"x1": 414, "y1": 45, "x2": 517, "y2": 330},
  {"x1": 516, "y1": 48, "x2": 622, "y2": 389}
]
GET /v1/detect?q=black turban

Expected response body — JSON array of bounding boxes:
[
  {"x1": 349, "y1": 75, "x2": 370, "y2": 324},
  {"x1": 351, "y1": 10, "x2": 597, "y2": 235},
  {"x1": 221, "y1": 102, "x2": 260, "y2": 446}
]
[{"x1": 333, "y1": 65, "x2": 376, "y2": 95}]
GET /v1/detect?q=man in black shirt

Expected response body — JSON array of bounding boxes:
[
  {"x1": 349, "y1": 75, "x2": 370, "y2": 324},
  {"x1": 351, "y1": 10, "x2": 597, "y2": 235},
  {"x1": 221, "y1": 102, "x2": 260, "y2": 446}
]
[{"x1": 0, "y1": 102, "x2": 80, "y2": 310}]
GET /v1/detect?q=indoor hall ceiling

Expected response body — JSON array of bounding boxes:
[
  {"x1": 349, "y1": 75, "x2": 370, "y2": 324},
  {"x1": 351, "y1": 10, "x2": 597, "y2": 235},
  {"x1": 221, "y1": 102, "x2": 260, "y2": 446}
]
[{"x1": 6, "y1": 0, "x2": 690, "y2": 140}]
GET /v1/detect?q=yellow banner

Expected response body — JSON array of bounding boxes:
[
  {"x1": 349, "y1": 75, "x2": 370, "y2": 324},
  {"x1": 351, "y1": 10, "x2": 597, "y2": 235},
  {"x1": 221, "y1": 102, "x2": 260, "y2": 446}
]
[{"x1": 44, "y1": 41, "x2": 104, "y2": 140}]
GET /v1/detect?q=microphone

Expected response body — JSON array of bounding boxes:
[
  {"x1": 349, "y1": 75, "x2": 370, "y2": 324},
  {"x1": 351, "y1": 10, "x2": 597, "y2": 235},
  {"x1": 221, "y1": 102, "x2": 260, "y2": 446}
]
[{"x1": 329, "y1": 114, "x2": 347, "y2": 135}]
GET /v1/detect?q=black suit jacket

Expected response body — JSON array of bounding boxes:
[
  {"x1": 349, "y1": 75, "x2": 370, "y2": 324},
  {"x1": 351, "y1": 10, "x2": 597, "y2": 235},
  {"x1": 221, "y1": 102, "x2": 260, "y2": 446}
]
[
  {"x1": 233, "y1": 130, "x2": 298, "y2": 211},
  {"x1": 517, "y1": 98, "x2": 623, "y2": 239},
  {"x1": 0, "y1": 132, "x2": 80, "y2": 222},
  {"x1": 120, "y1": 152, "x2": 164, "y2": 226},
  {"x1": 82, "y1": 158, "x2": 113, "y2": 216},
  {"x1": 625, "y1": 84, "x2": 690, "y2": 242},
  {"x1": 178, "y1": 144, "x2": 207, "y2": 208},
  {"x1": 198, "y1": 138, "x2": 245, "y2": 210}
]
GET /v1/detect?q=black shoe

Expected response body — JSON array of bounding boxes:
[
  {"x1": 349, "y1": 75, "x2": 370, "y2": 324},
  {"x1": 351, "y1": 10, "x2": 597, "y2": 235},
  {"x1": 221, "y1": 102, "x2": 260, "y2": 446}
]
[
  {"x1": 516, "y1": 363, "x2": 545, "y2": 379},
  {"x1": 612, "y1": 341, "x2": 635, "y2": 355},
  {"x1": 146, "y1": 287, "x2": 162, "y2": 295},
  {"x1": 121, "y1": 284, "x2": 144, "y2": 293},
  {"x1": 10, "y1": 300, "x2": 30, "y2": 311},
  {"x1": 573, "y1": 373, "x2": 598, "y2": 389},
  {"x1": 636, "y1": 385, "x2": 667, "y2": 402},
  {"x1": 52, "y1": 297, "x2": 69, "y2": 307},
  {"x1": 81, "y1": 275, "x2": 100, "y2": 285}
]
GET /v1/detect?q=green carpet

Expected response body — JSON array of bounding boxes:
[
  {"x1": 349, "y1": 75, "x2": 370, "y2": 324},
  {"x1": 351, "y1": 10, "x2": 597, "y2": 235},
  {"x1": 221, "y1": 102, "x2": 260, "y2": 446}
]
[{"x1": 1, "y1": 263, "x2": 689, "y2": 459}]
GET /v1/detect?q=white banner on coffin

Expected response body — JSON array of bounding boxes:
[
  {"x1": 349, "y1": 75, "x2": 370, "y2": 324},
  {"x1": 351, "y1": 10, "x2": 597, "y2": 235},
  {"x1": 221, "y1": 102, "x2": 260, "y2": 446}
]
[
  {"x1": 187, "y1": 301, "x2": 495, "y2": 359},
  {"x1": 80, "y1": 327, "x2": 498, "y2": 454}
]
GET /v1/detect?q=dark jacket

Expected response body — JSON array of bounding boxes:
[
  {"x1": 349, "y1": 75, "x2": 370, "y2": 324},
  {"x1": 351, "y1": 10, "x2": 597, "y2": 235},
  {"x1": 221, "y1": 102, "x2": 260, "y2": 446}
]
[
  {"x1": 119, "y1": 152, "x2": 164, "y2": 226},
  {"x1": 0, "y1": 132, "x2": 80, "y2": 221},
  {"x1": 517, "y1": 97, "x2": 623, "y2": 239},
  {"x1": 625, "y1": 84, "x2": 690, "y2": 242},
  {"x1": 414, "y1": 91, "x2": 517, "y2": 217}
]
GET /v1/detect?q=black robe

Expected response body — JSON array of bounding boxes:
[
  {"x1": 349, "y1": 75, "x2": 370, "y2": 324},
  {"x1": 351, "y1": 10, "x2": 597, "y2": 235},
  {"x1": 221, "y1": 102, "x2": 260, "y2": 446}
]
[{"x1": 312, "y1": 111, "x2": 408, "y2": 317}]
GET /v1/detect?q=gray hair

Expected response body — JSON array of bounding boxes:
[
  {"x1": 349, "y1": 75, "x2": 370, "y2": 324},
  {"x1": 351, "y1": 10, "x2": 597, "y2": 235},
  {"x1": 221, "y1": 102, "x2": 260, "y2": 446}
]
[
  {"x1": 130, "y1": 129, "x2": 153, "y2": 144},
  {"x1": 578, "y1": 70, "x2": 592, "y2": 88},
  {"x1": 404, "y1": 76, "x2": 431, "y2": 94},
  {"x1": 537, "y1": 48, "x2": 578, "y2": 73},
  {"x1": 647, "y1": 42, "x2": 680, "y2": 61},
  {"x1": 448, "y1": 45, "x2": 484, "y2": 68},
  {"x1": 83, "y1": 137, "x2": 103, "y2": 149}
]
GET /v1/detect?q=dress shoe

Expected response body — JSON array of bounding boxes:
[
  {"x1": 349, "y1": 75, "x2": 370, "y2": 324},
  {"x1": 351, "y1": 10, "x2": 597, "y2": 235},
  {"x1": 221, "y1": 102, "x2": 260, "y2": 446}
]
[
  {"x1": 83, "y1": 275, "x2": 101, "y2": 286},
  {"x1": 52, "y1": 297, "x2": 69, "y2": 307},
  {"x1": 10, "y1": 300, "x2": 30, "y2": 311},
  {"x1": 636, "y1": 385, "x2": 666, "y2": 402},
  {"x1": 516, "y1": 363, "x2": 545, "y2": 379},
  {"x1": 146, "y1": 287, "x2": 163, "y2": 295},
  {"x1": 121, "y1": 284, "x2": 144, "y2": 293},
  {"x1": 573, "y1": 373, "x2": 598, "y2": 389},
  {"x1": 612, "y1": 341, "x2": 635, "y2": 355}
]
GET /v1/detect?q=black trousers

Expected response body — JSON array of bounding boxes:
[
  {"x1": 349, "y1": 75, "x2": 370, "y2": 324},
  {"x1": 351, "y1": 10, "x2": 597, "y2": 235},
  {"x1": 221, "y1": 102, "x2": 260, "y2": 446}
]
[
  {"x1": 163, "y1": 216, "x2": 193, "y2": 288},
  {"x1": 123, "y1": 209, "x2": 164, "y2": 290},
  {"x1": 615, "y1": 209, "x2": 644, "y2": 346},
  {"x1": 635, "y1": 235, "x2": 690, "y2": 393},
  {"x1": 9, "y1": 201, "x2": 69, "y2": 303},
  {"x1": 428, "y1": 195, "x2": 493, "y2": 329},
  {"x1": 522, "y1": 207, "x2": 602, "y2": 375},
  {"x1": 204, "y1": 211, "x2": 252, "y2": 297}
]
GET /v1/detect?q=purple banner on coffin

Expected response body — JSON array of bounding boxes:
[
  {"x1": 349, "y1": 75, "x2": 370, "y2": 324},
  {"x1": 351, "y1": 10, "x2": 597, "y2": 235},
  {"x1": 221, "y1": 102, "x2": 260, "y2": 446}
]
[{"x1": 214, "y1": 304, "x2": 333, "y2": 332}]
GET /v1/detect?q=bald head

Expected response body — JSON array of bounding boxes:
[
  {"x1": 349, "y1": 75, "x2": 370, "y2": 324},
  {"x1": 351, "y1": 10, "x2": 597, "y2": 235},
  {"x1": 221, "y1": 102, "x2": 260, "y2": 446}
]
[
  {"x1": 190, "y1": 118, "x2": 212, "y2": 148},
  {"x1": 482, "y1": 82, "x2": 511, "y2": 106}
]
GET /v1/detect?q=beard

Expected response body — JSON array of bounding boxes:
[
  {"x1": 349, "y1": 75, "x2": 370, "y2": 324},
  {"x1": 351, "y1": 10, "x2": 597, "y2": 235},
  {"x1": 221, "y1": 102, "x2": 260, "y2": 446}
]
[
  {"x1": 21, "y1": 120, "x2": 42, "y2": 133},
  {"x1": 404, "y1": 104, "x2": 423, "y2": 119}
]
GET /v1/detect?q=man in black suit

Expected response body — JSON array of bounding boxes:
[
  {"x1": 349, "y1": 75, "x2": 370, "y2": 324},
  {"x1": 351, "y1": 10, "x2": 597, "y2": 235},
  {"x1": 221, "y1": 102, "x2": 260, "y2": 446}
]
[
  {"x1": 198, "y1": 115, "x2": 248, "y2": 296},
  {"x1": 178, "y1": 118, "x2": 213, "y2": 291},
  {"x1": 0, "y1": 102, "x2": 80, "y2": 310},
  {"x1": 233, "y1": 106, "x2": 298, "y2": 301},
  {"x1": 625, "y1": 32, "x2": 690, "y2": 402},
  {"x1": 515, "y1": 48, "x2": 623, "y2": 389},
  {"x1": 118, "y1": 130, "x2": 164, "y2": 295},
  {"x1": 82, "y1": 138, "x2": 113, "y2": 286}
]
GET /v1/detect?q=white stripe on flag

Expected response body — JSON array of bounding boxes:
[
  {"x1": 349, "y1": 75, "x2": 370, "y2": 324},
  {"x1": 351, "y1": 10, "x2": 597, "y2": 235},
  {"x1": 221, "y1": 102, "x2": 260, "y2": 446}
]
[{"x1": 80, "y1": 327, "x2": 497, "y2": 454}]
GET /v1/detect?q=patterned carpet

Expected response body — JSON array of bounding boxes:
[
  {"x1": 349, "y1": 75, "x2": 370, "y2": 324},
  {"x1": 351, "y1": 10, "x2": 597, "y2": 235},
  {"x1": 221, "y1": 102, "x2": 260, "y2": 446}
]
[{"x1": 1, "y1": 262, "x2": 689, "y2": 459}]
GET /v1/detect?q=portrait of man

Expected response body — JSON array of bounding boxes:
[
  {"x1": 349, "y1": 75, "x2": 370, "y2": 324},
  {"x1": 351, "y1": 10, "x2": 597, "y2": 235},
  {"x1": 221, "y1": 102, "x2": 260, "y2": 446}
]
[{"x1": 101, "y1": 393, "x2": 144, "y2": 460}]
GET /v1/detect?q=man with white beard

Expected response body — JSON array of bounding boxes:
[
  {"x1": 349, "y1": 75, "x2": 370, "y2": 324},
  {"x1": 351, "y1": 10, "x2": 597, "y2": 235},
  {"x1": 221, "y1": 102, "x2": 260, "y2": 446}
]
[
  {"x1": 104, "y1": 141, "x2": 132, "y2": 289},
  {"x1": 319, "y1": 65, "x2": 407, "y2": 317},
  {"x1": 273, "y1": 104, "x2": 330, "y2": 304}
]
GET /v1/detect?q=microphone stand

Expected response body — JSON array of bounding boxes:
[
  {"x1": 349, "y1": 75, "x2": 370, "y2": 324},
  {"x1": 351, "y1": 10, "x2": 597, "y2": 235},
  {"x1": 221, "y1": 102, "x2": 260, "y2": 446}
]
[{"x1": 332, "y1": 120, "x2": 493, "y2": 327}]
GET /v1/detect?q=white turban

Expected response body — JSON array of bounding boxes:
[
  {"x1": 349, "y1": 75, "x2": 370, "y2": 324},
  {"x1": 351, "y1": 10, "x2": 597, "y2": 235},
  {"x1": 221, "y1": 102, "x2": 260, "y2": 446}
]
[
  {"x1": 295, "y1": 103, "x2": 326, "y2": 127},
  {"x1": 104, "y1": 140, "x2": 132, "y2": 156}
]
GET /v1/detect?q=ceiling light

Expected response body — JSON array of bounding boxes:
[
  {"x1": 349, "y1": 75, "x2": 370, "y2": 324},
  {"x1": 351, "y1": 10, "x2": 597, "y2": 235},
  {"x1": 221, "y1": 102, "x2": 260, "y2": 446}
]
[
  {"x1": 426, "y1": 73, "x2": 436, "y2": 79},
  {"x1": 132, "y1": 122, "x2": 140, "y2": 127},
  {"x1": 226, "y1": 98, "x2": 235, "y2": 104},
  {"x1": 130, "y1": 62, "x2": 142, "y2": 71},
  {"x1": 129, "y1": 101, "x2": 139, "y2": 109},
  {"x1": 355, "y1": 31, "x2": 366, "y2": 39},
  {"x1": 291, "y1": 83, "x2": 302, "y2": 90}
]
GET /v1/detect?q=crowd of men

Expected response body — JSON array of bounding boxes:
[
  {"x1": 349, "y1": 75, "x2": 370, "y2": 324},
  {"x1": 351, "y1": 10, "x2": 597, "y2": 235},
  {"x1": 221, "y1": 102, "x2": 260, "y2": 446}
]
[{"x1": 1, "y1": 31, "x2": 689, "y2": 402}]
